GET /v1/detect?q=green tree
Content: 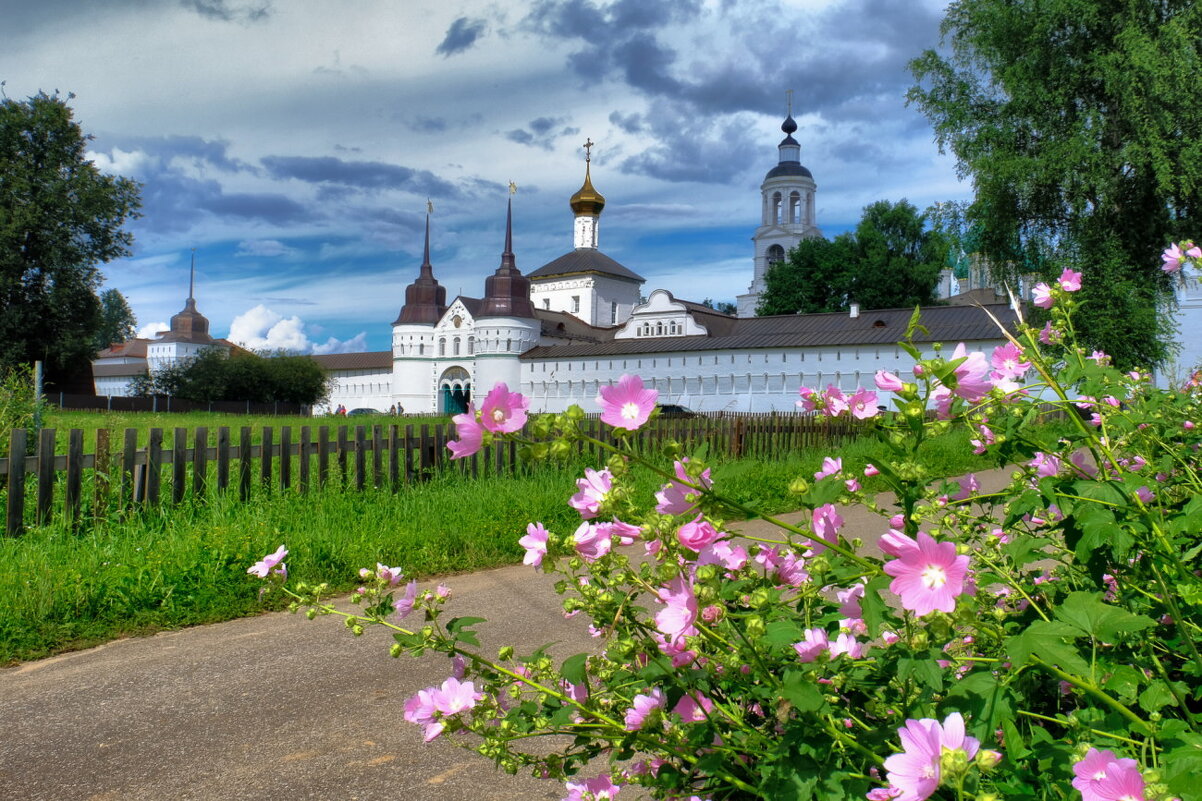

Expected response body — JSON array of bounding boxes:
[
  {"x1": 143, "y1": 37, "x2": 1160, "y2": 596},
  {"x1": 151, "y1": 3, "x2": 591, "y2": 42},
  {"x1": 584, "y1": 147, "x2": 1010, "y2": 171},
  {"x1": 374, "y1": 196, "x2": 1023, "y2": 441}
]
[
  {"x1": 908, "y1": 0, "x2": 1202, "y2": 369},
  {"x1": 757, "y1": 200, "x2": 943, "y2": 316},
  {"x1": 0, "y1": 92, "x2": 141, "y2": 384},
  {"x1": 134, "y1": 348, "x2": 331, "y2": 406},
  {"x1": 93, "y1": 289, "x2": 138, "y2": 351},
  {"x1": 699, "y1": 298, "x2": 738, "y2": 315}
]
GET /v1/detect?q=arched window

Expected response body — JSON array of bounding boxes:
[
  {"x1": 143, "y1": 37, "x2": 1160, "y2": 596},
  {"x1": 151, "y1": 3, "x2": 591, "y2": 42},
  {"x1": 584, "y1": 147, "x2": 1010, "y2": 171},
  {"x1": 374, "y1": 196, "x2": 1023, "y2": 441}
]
[
  {"x1": 772, "y1": 192, "x2": 782, "y2": 224},
  {"x1": 453, "y1": 337, "x2": 460, "y2": 356},
  {"x1": 789, "y1": 191, "x2": 801, "y2": 224},
  {"x1": 418, "y1": 342, "x2": 425, "y2": 355},
  {"x1": 767, "y1": 244, "x2": 786, "y2": 267},
  {"x1": 467, "y1": 336, "x2": 475, "y2": 355}
]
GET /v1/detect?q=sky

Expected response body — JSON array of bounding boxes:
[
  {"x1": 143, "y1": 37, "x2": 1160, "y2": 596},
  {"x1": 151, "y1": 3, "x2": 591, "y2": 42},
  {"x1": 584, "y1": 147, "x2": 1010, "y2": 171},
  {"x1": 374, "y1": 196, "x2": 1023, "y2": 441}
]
[{"x1": 2, "y1": 0, "x2": 970, "y2": 354}]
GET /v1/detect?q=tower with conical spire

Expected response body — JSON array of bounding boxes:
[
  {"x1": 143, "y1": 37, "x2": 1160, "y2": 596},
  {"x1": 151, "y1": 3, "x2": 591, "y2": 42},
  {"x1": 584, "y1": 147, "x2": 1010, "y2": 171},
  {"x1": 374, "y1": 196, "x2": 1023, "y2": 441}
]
[
  {"x1": 146, "y1": 251, "x2": 225, "y2": 372},
  {"x1": 737, "y1": 92, "x2": 822, "y2": 317},
  {"x1": 391, "y1": 210, "x2": 450, "y2": 413}
]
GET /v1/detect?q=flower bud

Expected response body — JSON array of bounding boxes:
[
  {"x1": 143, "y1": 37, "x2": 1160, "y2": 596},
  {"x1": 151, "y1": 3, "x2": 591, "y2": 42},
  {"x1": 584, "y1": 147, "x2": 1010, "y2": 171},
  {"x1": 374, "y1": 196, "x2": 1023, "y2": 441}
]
[
  {"x1": 939, "y1": 746, "x2": 970, "y2": 778},
  {"x1": 745, "y1": 615, "x2": 766, "y2": 638},
  {"x1": 748, "y1": 588, "x2": 772, "y2": 609},
  {"x1": 975, "y1": 749, "x2": 1002, "y2": 771},
  {"x1": 789, "y1": 476, "x2": 810, "y2": 495},
  {"x1": 389, "y1": 643, "x2": 402, "y2": 658},
  {"x1": 695, "y1": 564, "x2": 719, "y2": 583},
  {"x1": 499, "y1": 646, "x2": 514, "y2": 661}
]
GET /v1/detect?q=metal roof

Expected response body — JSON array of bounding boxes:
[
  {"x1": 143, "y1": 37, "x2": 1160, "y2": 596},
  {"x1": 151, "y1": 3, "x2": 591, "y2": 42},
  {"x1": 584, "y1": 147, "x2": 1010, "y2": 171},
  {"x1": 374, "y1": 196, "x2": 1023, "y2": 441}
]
[
  {"x1": 310, "y1": 351, "x2": 393, "y2": 371},
  {"x1": 520, "y1": 304, "x2": 1018, "y2": 360},
  {"x1": 527, "y1": 249, "x2": 645, "y2": 283}
]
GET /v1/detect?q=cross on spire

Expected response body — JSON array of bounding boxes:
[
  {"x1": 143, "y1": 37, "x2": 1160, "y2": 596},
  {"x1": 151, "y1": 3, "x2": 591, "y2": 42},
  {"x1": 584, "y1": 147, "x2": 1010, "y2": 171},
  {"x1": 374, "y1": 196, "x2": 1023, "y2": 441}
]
[
  {"x1": 583, "y1": 137, "x2": 594, "y2": 163},
  {"x1": 786, "y1": 89, "x2": 793, "y2": 117}
]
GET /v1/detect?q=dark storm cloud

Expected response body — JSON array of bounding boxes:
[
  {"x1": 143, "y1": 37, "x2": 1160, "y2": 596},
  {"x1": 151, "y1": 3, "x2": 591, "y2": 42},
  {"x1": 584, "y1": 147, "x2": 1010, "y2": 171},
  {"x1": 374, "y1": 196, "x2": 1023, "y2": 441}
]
[
  {"x1": 205, "y1": 192, "x2": 308, "y2": 222},
  {"x1": 111, "y1": 134, "x2": 254, "y2": 174},
  {"x1": 407, "y1": 116, "x2": 449, "y2": 133},
  {"x1": 260, "y1": 155, "x2": 458, "y2": 198},
  {"x1": 608, "y1": 111, "x2": 644, "y2": 134},
  {"x1": 505, "y1": 117, "x2": 575, "y2": 151},
  {"x1": 180, "y1": 0, "x2": 271, "y2": 23},
  {"x1": 617, "y1": 101, "x2": 760, "y2": 184},
  {"x1": 436, "y1": 16, "x2": 488, "y2": 57}
]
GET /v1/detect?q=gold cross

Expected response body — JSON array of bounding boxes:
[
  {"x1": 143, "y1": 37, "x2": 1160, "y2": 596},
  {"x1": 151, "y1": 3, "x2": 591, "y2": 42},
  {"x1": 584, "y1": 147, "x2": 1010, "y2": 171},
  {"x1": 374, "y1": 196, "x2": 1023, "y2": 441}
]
[
  {"x1": 583, "y1": 138, "x2": 594, "y2": 162},
  {"x1": 508, "y1": 180, "x2": 517, "y2": 195}
]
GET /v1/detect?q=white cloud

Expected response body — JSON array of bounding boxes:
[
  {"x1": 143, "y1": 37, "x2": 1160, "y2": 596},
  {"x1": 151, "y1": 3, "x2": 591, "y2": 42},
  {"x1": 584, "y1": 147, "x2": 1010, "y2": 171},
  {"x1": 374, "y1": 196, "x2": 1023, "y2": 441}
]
[
  {"x1": 137, "y1": 321, "x2": 169, "y2": 339},
  {"x1": 227, "y1": 303, "x2": 367, "y2": 354},
  {"x1": 235, "y1": 238, "x2": 300, "y2": 258}
]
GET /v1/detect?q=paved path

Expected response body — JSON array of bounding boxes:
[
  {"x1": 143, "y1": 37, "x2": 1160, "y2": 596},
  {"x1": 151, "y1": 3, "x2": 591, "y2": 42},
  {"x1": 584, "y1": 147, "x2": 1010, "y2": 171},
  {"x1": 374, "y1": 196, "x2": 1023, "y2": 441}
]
[{"x1": 0, "y1": 470, "x2": 1012, "y2": 801}]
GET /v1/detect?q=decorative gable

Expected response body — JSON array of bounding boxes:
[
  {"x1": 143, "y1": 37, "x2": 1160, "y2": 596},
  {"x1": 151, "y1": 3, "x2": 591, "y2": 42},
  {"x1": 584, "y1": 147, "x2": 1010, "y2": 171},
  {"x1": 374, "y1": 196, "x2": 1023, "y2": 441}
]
[{"x1": 614, "y1": 289, "x2": 708, "y2": 340}]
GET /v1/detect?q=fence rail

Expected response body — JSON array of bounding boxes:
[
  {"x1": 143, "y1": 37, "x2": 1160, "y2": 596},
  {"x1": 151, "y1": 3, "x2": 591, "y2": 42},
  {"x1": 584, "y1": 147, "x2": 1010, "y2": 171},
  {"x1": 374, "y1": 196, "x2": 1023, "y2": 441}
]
[{"x1": 2, "y1": 414, "x2": 863, "y2": 535}]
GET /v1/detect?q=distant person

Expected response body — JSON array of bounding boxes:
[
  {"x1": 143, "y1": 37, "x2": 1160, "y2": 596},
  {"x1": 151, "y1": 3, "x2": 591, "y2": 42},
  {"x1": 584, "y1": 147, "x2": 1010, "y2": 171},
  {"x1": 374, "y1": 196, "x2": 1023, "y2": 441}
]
[{"x1": 389, "y1": 404, "x2": 397, "y2": 415}]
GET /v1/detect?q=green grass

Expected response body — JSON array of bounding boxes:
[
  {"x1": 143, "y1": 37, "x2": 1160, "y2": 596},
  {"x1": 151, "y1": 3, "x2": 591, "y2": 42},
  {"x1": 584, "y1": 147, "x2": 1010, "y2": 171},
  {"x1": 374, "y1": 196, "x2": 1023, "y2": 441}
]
[{"x1": 0, "y1": 422, "x2": 1003, "y2": 664}]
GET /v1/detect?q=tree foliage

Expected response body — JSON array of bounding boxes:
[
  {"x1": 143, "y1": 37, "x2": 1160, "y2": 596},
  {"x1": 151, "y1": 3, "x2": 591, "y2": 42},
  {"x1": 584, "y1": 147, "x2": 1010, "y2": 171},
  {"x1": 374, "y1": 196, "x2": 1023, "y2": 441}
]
[
  {"x1": 0, "y1": 92, "x2": 141, "y2": 383},
  {"x1": 758, "y1": 199, "x2": 945, "y2": 316},
  {"x1": 94, "y1": 289, "x2": 138, "y2": 351},
  {"x1": 908, "y1": 0, "x2": 1202, "y2": 369},
  {"x1": 133, "y1": 348, "x2": 332, "y2": 406}
]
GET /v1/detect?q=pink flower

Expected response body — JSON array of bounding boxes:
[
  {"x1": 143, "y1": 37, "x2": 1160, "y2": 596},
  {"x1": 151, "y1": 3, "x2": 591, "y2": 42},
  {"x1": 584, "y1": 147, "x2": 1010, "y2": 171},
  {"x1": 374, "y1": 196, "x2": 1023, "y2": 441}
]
[
  {"x1": 881, "y1": 712, "x2": 980, "y2": 801},
  {"x1": 1093, "y1": 765, "x2": 1147, "y2": 801},
  {"x1": 823, "y1": 385, "x2": 849, "y2": 417},
  {"x1": 371, "y1": 563, "x2": 403, "y2": 587},
  {"x1": 774, "y1": 550, "x2": 810, "y2": 586},
  {"x1": 838, "y1": 582, "x2": 866, "y2": 617},
  {"x1": 1135, "y1": 486, "x2": 1154, "y2": 504},
  {"x1": 569, "y1": 468, "x2": 613, "y2": 519},
  {"x1": 672, "y1": 691, "x2": 714, "y2": 723},
  {"x1": 1030, "y1": 452, "x2": 1062, "y2": 478},
  {"x1": 793, "y1": 628, "x2": 830, "y2": 662},
  {"x1": 394, "y1": 579, "x2": 419, "y2": 618},
  {"x1": 597, "y1": 374, "x2": 657, "y2": 430},
  {"x1": 479, "y1": 383, "x2": 529, "y2": 433},
  {"x1": 447, "y1": 404, "x2": 484, "y2": 459},
  {"x1": 248, "y1": 545, "x2": 288, "y2": 578},
  {"x1": 403, "y1": 687, "x2": 444, "y2": 741},
  {"x1": 948, "y1": 343, "x2": 993, "y2": 403},
  {"x1": 865, "y1": 463, "x2": 880, "y2": 477},
  {"x1": 1039, "y1": 321, "x2": 1063, "y2": 345},
  {"x1": 990, "y1": 343, "x2": 1030, "y2": 380},
  {"x1": 572, "y1": 521, "x2": 612, "y2": 562},
  {"x1": 879, "y1": 528, "x2": 920, "y2": 558},
  {"x1": 809, "y1": 503, "x2": 844, "y2": 553},
  {"x1": 1089, "y1": 350, "x2": 1112, "y2": 366},
  {"x1": 797, "y1": 385, "x2": 819, "y2": 412},
  {"x1": 875, "y1": 370, "x2": 905, "y2": 392},
  {"x1": 677, "y1": 514, "x2": 722, "y2": 551},
  {"x1": 600, "y1": 518, "x2": 641, "y2": 546},
  {"x1": 696, "y1": 540, "x2": 748, "y2": 571},
  {"x1": 849, "y1": 387, "x2": 880, "y2": 419},
  {"x1": 1058, "y1": 268, "x2": 1083, "y2": 292},
  {"x1": 519, "y1": 522, "x2": 549, "y2": 567},
  {"x1": 1161, "y1": 242, "x2": 1198, "y2": 273},
  {"x1": 1032, "y1": 282, "x2": 1055, "y2": 309},
  {"x1": 1072, "y1": 748, "x2": 1141, "y2": 801},
  {"x1": 564, "y1": 774, "x2": 622, "y2": 801},
  {"x1": 883, "y1": 532, "x2": 970, "y2": 617},
  {"x1": 655, "y1": 458, "x2": 712, "y2": 515},
  {"x1": 952, "y1": 473, "x2": 979, "y2": 501},
  {"x1": 654, "y1": 575, "x2": 699, "y2": 646},
  {"x1": 434, "y1": 676, "x2": 484, "y2": 715},
  {"x1": 623, "y1": 687, "x2": 665, "y2": 730},
  {"x1": 815, "y1": 456, "x2": 843, "y2": 481},
  {"x1": 829, "y1": 631, "x2": 869, "y2": 659}
]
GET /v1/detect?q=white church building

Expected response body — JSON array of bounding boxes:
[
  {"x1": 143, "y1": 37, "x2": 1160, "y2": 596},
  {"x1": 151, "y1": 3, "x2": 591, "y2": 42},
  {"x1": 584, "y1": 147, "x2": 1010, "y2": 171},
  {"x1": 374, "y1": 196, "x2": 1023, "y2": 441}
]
[{"x1": 94, "y1": 111, "x2": 1201, "y2": 411}]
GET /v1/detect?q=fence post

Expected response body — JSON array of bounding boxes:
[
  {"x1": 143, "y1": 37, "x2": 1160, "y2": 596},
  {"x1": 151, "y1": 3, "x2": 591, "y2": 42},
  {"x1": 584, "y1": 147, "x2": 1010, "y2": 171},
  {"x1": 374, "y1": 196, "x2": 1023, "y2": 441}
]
[
  {"x1": 317, "y1": 426, "x2": 330, "y2": 488},
  {"x1": 36, "y1": 428, "x2": 56, "y2": 525},
  {"x1": 146, "y1": 428, "x2": 163, "y2": 507},
  {"x1": 122, "y1": 428, "x2": 138, "y2": 508},
  {"x1": 261, "y1": 427, "x2": 274, "y2": 490},
  {"x1": 194, "y1": 426, "x2": 209, "y2": 499},
  {"x1": 5, "y1": 429, "x2": 27, "y2": 536},
  {"x1": 217, "y1": 427, "x2": 231, "y2": 492},
  {"x1": 172, "y1": 428, "x2": 187, "y2": 505},
  {"x1": 239, "y1": 427, "x2": 253, "y2": 501},
  {"x1": 299, "y1": 426, "x2": 311, "y2": 493},
  {"x1": 94, "y1": 428, "x2": 112, "y2": 519},
  {"x1": 354, "y1": 425, "x2": 366, "y2": 491},
  {"x1": 279, "y1": 426, "x2": 291, "y2": 492},
  {"x1": 65, "y1": 429, "x2": 84, "y2": 522}
]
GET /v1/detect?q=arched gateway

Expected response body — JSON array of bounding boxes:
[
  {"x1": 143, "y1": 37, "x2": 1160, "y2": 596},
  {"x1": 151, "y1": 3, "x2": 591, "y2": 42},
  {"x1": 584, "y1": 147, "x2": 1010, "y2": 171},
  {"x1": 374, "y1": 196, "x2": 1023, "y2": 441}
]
[{"x1": 438, "y1": 366, "x2": 471, "y2": 415}]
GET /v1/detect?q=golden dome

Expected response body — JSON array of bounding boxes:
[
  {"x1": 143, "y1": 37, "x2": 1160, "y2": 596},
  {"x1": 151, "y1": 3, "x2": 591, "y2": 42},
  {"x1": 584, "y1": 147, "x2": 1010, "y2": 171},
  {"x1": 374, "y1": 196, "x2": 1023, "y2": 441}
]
[{"x1": 569, "y1": 162, "x2": 605, "y2": 216}]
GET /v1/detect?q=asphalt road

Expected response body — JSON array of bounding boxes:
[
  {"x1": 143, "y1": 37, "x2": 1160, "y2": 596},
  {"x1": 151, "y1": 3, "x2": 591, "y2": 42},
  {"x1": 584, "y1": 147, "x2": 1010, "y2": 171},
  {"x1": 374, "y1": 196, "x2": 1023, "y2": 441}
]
[{"x1": 0, "y1": 469, "x2": 1012, "y2": 801}]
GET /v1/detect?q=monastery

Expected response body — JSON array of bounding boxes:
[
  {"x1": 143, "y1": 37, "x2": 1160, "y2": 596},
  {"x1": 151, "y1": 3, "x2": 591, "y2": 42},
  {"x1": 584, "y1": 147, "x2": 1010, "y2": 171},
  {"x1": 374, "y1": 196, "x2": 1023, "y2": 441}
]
[{"x1": 92, "y1": 112, "x2": 1202, "y2": 412}]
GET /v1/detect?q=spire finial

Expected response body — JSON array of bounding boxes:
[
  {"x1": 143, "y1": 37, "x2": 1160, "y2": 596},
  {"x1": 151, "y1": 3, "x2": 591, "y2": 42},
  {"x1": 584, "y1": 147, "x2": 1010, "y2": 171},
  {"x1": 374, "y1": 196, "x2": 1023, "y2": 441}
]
[
  {"x1": 508, "y1": 180, "x2": 517, "y2": 195},
  {"x1": 503, "y1": 195, "x2": 514, "y2": 261},
  {"x1": 188, "y1": 248, "x2": 196, "y2": 302},
  {"x1": 421, "y1": 210, "x2": 432, "y2": 272},
  {"x1": 786, "y1": 89, "x2": 793, "y2": 118},
  {"x1": 583, "y1": 137, "x2": 594, "y2": 163}
]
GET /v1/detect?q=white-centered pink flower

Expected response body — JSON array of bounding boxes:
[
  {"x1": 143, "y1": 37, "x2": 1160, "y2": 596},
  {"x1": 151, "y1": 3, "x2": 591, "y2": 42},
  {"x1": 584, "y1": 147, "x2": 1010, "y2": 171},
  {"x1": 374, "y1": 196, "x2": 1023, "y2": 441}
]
[
  {"x1": 823, "y1": 385, "x2": 849, "y2": 416},
  {"x1": 849, "y1": 387, "x2": 880, "y2": 419},
  {"x1": 1162, "y1": 242, "x2": 1199, "y2": 274},
  {"x1": 479, "y1": 383, "x2": 529, "y2": 433},
  {"x1": 519, "y1": 522, "x2": 549, "y2": 567},
  {"x1": 597, "y1": 374, "x2": 657, "y2": 430},
  {"x1": 797, "y1": 385, "x2": 819, "y2": 412},
  {"x1": 1058, "y1": 267, "x2": 1083, "y2": 292},
  {"x1": 1072, "y1": 748, "x2": 1142, "y2": 801},
  {"x1": 947, "y1": 343, "x2": 993, "y2": 403},
  {"x1": 880, "y1": 712, "x2": 981, "y2": 801},
  {"x1": 883, "y1": 532, "x2": 970, "y2": 616},
  {"x1": 447, "y1": 404, "x2": 483, "y2": 460},
  {"x1": 569, "y1": 468, "x2": 613, "y2": 519},
  {"x1": 671, "y1": 691, "x2": 714, "y2": 723},
  {"x1": 563, "y1": 774, "x2": 622, "y2": 801},
  {"x1": 1030, "y1": 451, "x2": 1062, "y2": 478},
  {"x1": 248, "y1": 545, "x2": 288, "y2": 578},
  {"x1": 654, "y1": 575, "x2": 699, "y2": 646},
  {"x1": 792, "y1": 628, "x2": 829, "y2": 662},
  {"x1": 1032, "y1": 282, "x2": 1055, "y2": 309},
  {"x1": 696, "y1": 540, "x2": 748, "y2": 571},
  {"x1": 990, "y1": 343, "x2": 1030, "y2": 380},
  {"x1": 623, "y1": 687, "x2": 665, "y2": 731}
]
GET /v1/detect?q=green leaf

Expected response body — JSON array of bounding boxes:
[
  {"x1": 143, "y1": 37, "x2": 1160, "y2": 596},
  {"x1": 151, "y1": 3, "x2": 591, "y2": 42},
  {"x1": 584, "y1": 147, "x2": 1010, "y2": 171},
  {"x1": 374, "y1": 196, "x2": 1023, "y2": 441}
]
[
  {"x1": 1103, "y1": 665, "x2": 1144, "y2": 703},
  {"x1": 445, "y1": 616, "x2": 487, "y2": 646},
  {"x1": 1137, "y1": 680, "x2": 1176, "y2": 713},
  {"x1": 560, "y1": 652, "x2": 589, "y2": 686},
  {"x1": 1006, "y1": 620, "x2": 1090, "y2": 675},
  {"x1": 781, "y1": 670, "x2": 828, "y2": 713},
  {"x1": 1054, "y1": 592, "x2": 1157, "y2": 640},
  {"x1": 860, "y1": 574, "x2": 894, "y2": 637},
  {"x1": 897, "y1": 653, "x2": 945, "y2": 691},
  {"x1": 764, "y1": 620, "x2": 805, "y2": 648},
  {"x1": 945, "y1": 670, "x2": 1015, "y2": 732}
]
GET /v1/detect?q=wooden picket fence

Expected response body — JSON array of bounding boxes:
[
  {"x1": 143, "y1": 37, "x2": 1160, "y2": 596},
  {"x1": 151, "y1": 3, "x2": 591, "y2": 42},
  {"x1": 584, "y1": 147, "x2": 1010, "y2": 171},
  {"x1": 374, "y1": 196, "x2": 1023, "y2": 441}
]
[{"x1": 1, "y1": 414, "x2": 863, "y2": 535}]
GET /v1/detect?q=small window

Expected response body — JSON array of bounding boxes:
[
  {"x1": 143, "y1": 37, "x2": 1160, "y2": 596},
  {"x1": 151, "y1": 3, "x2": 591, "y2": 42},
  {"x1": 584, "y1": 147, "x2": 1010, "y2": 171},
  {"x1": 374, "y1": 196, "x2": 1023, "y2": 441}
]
[
  {"x1": 438, "y1": 338, "x2": 446, "y2": 356},
  {"x1": 543, "y1": 298, "x2": 551, "y2": 309},
  {"x1": 571, "y1": 296, "x2": 580, "y2": 313},
  {"x1": 468, "y1": 336, "x2": 475, "y2": 355},
  {"x1": 611, "y1": 301, "x2": 618, "y2": 325},
  {"x1": 453, "y1": 337, "x2": 460, "y2": 356}
]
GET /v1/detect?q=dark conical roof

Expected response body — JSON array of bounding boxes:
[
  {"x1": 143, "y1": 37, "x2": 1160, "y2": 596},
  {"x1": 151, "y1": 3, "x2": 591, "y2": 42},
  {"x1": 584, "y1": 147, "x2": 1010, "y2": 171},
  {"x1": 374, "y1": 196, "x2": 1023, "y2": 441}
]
[
  {"x1": 478, "y1": 198, "x2": 536, "y2": 319},
  {"x1": 393, "y1": 214, "x2": 448, "y2": 325}
]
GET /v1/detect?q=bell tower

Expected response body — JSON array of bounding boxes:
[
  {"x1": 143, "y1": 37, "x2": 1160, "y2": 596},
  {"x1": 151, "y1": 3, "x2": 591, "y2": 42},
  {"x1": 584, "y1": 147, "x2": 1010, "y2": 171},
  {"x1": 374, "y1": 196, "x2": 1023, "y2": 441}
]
[{"x1": 571, "y1": 138, "x2": 605, "y2": 250}]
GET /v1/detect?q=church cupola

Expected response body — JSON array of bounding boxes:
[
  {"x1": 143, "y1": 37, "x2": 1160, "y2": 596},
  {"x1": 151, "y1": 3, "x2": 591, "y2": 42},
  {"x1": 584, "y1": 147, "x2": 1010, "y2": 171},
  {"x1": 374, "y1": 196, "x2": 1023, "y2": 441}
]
[
  {"x1": 161, "y1": 252, "x2": 214, "y2": 343},
  {"x1": 478, "y1": 197, "x2": 536, "y2": 319},
  {"x1": 765, "y1": 108, "x2": 813, "y2": 182},
  {"x1": 394, "y1": 213, "x2": 448, "y2": 325},
  {"x1": 569, "y1": 138, "x2": 605, "y2": 250}
]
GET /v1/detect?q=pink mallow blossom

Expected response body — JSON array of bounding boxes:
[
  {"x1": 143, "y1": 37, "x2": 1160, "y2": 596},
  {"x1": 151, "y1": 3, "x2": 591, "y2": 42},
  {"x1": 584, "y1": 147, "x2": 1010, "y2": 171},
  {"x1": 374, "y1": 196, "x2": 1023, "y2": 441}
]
[
  {"x1": 875, "y1": 370, "x2": 905, "y2": 392},
  {"x1": 1162, "y1": 241, "x2": 1201, "y2": 274},
  {"x1": 677, "y1": 514, "x2": 722, "y2": 552},
  {"x1": 1030, "y1": 452, "x2": 1062, "y2": 478},
  {"x1": 883, "y1": 532, "x2": 970, "y2": 617},
  {"x1": 656, "y1": 458, "x2": 713, "y2": 515},
  {"x1": 572, "y1": 521, "x2": 612, "y2": 562},
  {"x1": 479, "y1": 383, "x2": 529, "y2": 433},
  {"x1": 947, "y1": 343, "x2": 993, "y2": 403},
  {"x1": 672, "y1": 691, "x2": 714, "y2": 724},
  {"x1": 1072, "y1": 748, "x2": 1142, "y2": 801},
  {"x1": 403, "y1": 677, "x2": 484, "y2": 742},
  {"x1": 809, "y1": 503, "x2": 844, "y2": 553},
  {"x1": 447, "y1": 404, "x2": 484, "y2": 460},
  {"x1": 623, "y1": 687, "x2": 666, "y2": 730},
  {"x1": 569, "y1": 468, "x2": 613, "y2": 519},
  {"x1": 1135, "y1": 486, "x2": 1155, "y2": 504},
  {"x1": 823, "y1": 385, "x2": 849, "y2": 416},
  {"x1": 564, "y1": 774, "x2": 623, "y2": 801},
  {"x1": 248, "y1": 545, "x2": 288, "y2": 578},
  {"x1": 519, "y1": 522, "x2": 549, "y2": 567},
  {"x1": 1032, "y1": 282, "x2": 1055, "y2": 309},
  {"x1": 597, "y1": 374, "x2": 657, "y2": 431},
  {"x1": 394, "y1": 579, "x2": 419, "y2": 618},
  {"x1": 815, "y1": 456, "x2": 843, "y2": 481},
  {"x1": 654, "y1": 575, "x2": 699, "y2": 646},
  {"x1": 880, "y1": 712, "x2": 980, "y2": 801},
  {"x1": 793, "y1": 628, "x2": 830, "y2": 662},
  {"x1": 1058, "y1": 267, "x2": 1083, "y2": 292},
  {"x1": 990, "y1": 343, "x2": 1030, "y2": 380},
  {"x1": 849, "y1": 387, "x2": 880, "y2": 419}
]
